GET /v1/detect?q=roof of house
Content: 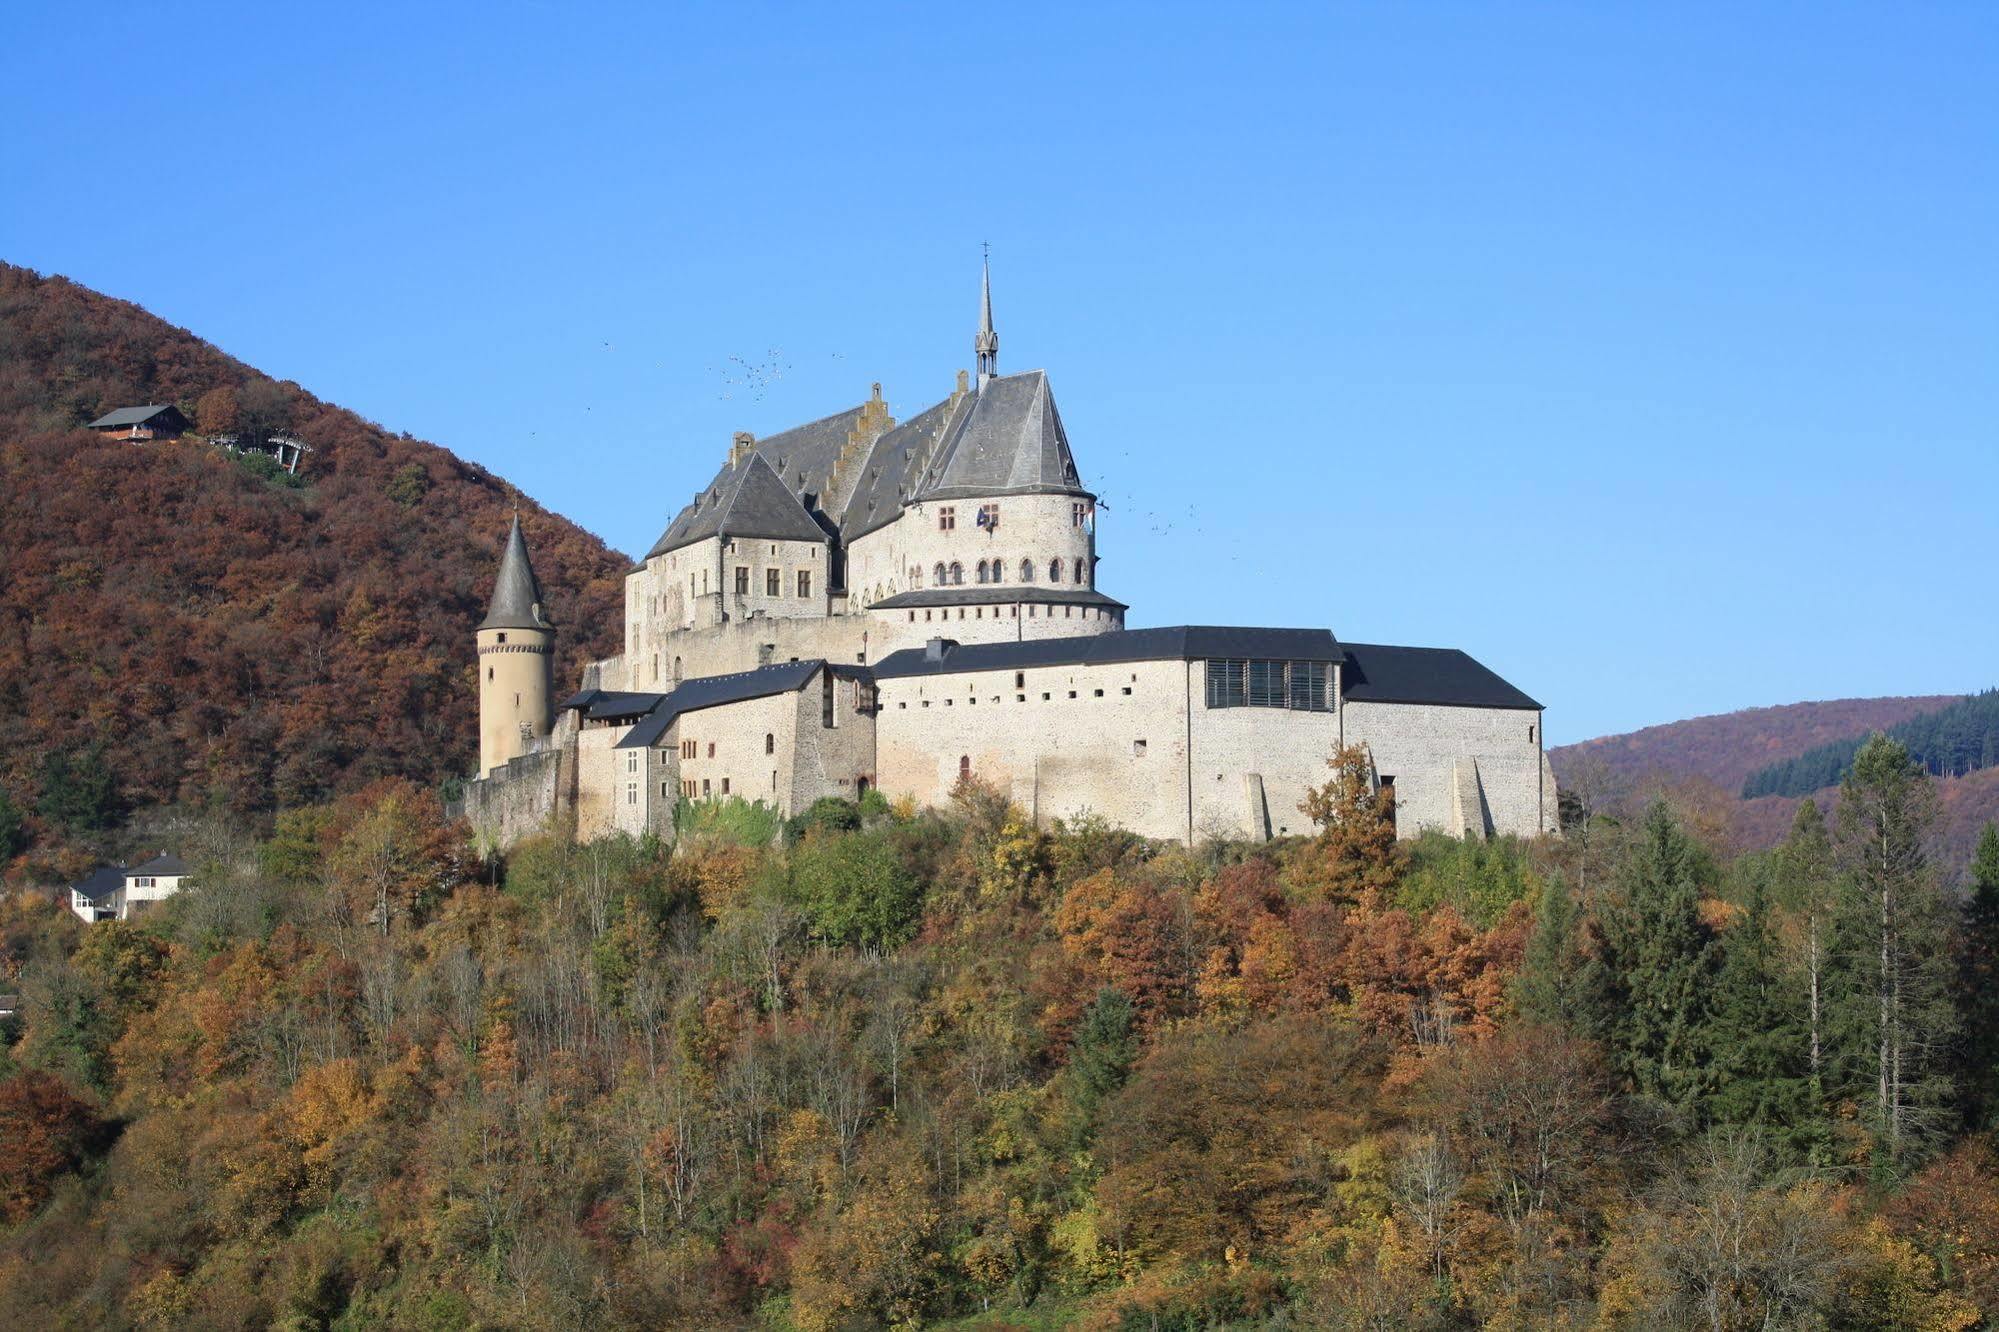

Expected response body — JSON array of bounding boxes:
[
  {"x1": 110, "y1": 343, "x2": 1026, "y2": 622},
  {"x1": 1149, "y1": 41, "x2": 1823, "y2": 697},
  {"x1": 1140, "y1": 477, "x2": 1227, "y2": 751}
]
[
  {"x1": 873, "y1": 626, "x2": 1345, "y2": 679},
  {"x1": 908, "y1": 370, "x2": 1085, "y2": 502},
  {"x1": 644, "y1": 451, "x2": 832, "y2": 560},
  {"x1": 558, "y1": 689, "x2": 667, "y2": 720},
  {"x1": 480, "y1": 515, "x2": 556, "y2": 632},
  {"x1": 1339, "y1": 643, "x2": 1542, "y2": 711},
  {"x1": 72, "y1": 864, "x2": 126, "y2": 901},
  {"x1": 616, "y1": 659, "x2": 844, "y2": 749},
  {"x1": 128, "y1": 853, "x2": 186, "y2": 877},
  {"x1": 86, "y1": 404, "x2": 185, "y2": 429},
  {"x1": 643, "y1": 369, "x2": 1092, "y2": 558},
  {"x1": 867, "y1": 586, "x2": 1127, "y2": 611}
]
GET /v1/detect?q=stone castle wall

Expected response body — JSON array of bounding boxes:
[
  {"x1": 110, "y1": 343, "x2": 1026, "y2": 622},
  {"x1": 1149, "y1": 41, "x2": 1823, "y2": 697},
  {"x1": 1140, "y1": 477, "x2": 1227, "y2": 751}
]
[
  {"x1": 1342, "y1": 699, "x2": 1546, "y2": 838},
  {"x1": 461, "y1": 743, "x2": 567, "y2": 852},
  {"x1": 844, "y1": 493, "x2": 1098, "y2": 612}
]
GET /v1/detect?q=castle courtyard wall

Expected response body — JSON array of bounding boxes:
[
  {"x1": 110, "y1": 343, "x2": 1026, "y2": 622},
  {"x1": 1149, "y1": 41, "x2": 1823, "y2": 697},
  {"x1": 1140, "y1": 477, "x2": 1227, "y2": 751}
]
[{"x1": 1341, "y1": 699, "x2": 1545, "y2": 838}]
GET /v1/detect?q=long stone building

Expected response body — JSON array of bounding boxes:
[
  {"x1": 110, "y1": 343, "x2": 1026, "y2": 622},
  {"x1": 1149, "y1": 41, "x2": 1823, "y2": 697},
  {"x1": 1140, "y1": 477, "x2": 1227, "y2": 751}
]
[{"x1": 462, "y1": 264, "x2": 1557, "y2": 848}]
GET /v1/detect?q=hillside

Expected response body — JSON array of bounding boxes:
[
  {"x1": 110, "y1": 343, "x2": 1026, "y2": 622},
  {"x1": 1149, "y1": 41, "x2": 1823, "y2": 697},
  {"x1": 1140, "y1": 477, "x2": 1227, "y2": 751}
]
[
  {"x1": 1553, "y1": 695, "x2": 1999, "y2": 870},
  {"x1": 0, "y1": 263, "x2": 629, "y2": 844}
]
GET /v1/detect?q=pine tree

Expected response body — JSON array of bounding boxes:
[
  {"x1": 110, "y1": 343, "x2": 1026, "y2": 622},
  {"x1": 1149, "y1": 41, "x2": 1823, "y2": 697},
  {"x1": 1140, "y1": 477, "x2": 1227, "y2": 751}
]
[
  {"x1": 0, "y1": 786, "x2": 24, "y2": 861},
  {"x1": 1706, "y1": 872, "x2": 1813, "y2": 1141},
  {"x1": 1957, "y1": 822, "x2": 1999, "y2": 1129},
  {"x1": 36, "y1": 745, "x2": 119, "y2": 834},
  {"x1": 1771, "y1": 799, "x2": 1838, "y2": 1107},
  {"x1": 1514, "y1": 871, "x2": 1587, "y2": 1029},
  {"x1": 1830, "y1": 734, "x2": 1956, "y2": 1171},
  {"x1": 1590, "y1": 802, "x2": 1720, "y2": 1108}
]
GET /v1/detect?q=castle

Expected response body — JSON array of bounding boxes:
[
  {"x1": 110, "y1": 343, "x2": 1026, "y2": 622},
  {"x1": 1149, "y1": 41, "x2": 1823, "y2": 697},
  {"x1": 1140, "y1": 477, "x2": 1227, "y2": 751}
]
[{"x1": 463, "y1": 264, "x2": 1558, "y2": 848}]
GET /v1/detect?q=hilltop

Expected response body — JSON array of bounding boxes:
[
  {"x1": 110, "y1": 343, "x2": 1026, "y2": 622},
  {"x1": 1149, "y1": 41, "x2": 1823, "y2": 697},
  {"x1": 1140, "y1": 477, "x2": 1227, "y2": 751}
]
[
  {"x1": 1552, "y1": 695, "x2": 1999, "y2": 870},
  {"x1": 0, "y1": 263, "x2": 629, "y2": 846}
]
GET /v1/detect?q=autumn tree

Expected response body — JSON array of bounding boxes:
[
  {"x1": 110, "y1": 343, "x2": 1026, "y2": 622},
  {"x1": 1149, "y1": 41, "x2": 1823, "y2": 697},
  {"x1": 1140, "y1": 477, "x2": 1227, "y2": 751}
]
[
  {"x1": 0, "y1": 785, "x2": 23, "y2": 861},
  {"x1": 194, "y1": 383, "x2": 239, "y2": 435},
  {"x1": 0, "y1": 1070, "x2": 108, "y2": 1222},
  {"x1": 1295, "y1": 743, "x2": 1402, "y2": 903},
  {"x1": 1831, "y1": 735, "x2": 1956, "y2": 1169}
]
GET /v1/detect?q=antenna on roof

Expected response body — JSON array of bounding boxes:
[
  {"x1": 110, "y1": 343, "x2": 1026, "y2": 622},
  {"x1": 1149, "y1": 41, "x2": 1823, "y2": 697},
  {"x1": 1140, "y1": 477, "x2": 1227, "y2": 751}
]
[{"x1": 975, "y1": 243, "x2": 998, "y2": 390}]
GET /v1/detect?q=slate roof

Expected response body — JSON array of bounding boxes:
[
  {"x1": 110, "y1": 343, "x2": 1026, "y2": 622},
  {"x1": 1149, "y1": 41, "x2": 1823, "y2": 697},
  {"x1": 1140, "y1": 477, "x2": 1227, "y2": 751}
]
[
  {"x1": 868, "y1": 586, "x2": 1127, "y2": 611},
  {"x1": 616, "y1": 660, "x2": 838, "y2": 749},
  {"x1": 910, "y1": 371, "x2": 1086, "y2": 502},
  {"x1": 481, "y1": 516, "x2": 556, "y2": 632},
  {"x1": 1339, "y1": 643, "x2": 1542, "y2": 711},
  {"x1": 128, "y1": 854, "x2": 186, "y2": 877},
  {"x1": 86, "y1": 404, "x2": 184, "y2": 429},
  {"x1": 644, "y1": 451, "x2": 831, "y2": 560},
  {"x1": 583, "y1": 691, "x2": 669, "y2": 721},
  {"x1": 71, "y1": 865, "x2": 126, "y2": 902},
  {"x1": 873, "y1": 626, "x2": 1344, "y2": 679},
  {"x1": 643, "y1": 370, "x2": 1092, "y2": 558}
]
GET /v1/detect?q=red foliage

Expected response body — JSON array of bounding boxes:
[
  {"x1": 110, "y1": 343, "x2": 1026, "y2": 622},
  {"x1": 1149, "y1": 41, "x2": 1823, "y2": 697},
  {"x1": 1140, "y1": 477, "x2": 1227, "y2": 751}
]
[
  {"x1": 0, "y1": 1070, "x2": 107, "y2": 1222},
  {"x1": 0, "y1": 263, "x2": 628, "y2": 821}
]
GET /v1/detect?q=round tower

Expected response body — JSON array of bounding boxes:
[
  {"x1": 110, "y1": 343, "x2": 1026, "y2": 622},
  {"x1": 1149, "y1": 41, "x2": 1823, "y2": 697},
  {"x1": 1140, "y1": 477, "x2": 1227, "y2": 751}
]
[{"x1": 478, "y1": 514, "x2": 556, "y2": 776}]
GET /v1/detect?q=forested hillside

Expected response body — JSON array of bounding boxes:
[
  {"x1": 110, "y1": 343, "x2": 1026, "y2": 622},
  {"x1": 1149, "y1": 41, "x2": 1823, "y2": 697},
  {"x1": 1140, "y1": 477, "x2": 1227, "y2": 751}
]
[
  {"x1": 4, "y1": 747, "x2": 1999, "y2": 1328},
  {"x1": 1743, "y1": 690, "x2": 1999, "y2": 798},
  {"x1": 0, "y1": 264, "x2": 629, "y2": 863}
]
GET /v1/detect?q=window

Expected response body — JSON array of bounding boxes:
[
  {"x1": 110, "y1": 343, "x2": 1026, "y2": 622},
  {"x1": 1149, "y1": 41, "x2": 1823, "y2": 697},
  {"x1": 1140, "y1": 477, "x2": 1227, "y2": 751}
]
[
  {"x1": 765, "y1": 732, "x2": 775, "y2": 755},
  {"x1": 959, "y1": 755, "x2": 972, "y2": 782},
  {"x1": 627, "y1": 786, "x2": 637, "y2": 805},
  {"x1": 1014, "y1": 671, "x2": 1025, "y2": 689},
  {"x1": 949, "y1": 562, "x2": 963, "y2": 585},
  {"x1": 978, "y1": 502, "x2": 998, "y2": 529},
  {"x1": 822, "y1": 671, "x2": 836, "y2": 728},
  {"x1": 681, "y1": 739, "x2": 698, "y2": 759},
  {"x1": 1049, "y1": 558, "x2": 1063, "y2": 583},
  {"x1": 707, "y1": 741, "x2": 716, "y2": 758},
  {"x1": 933, "y1": 562, "x2": 947, "y2": 585},
  {"x1": 496, "y1": 632, "x2": 508, "y2": 644},
  {"x1": 1133, "y1": 739, "x2": 1147, "y2": 757},
  {"x1": 1528, "y1": 724, "x2": 1537, "y2": 744},
  {"x1": 1073, "y1": 501, "x2": 1087, "y2": 527},
  {"x1": 990, "y1": 560, "x2": 1003, "y2": 584},
  {"x1": 734, "y1": 566, "x2": 749, "y2": 595},
  {"x1": 797, "y1": 569, "x2": 812, "y2": 598},
  {"x1": 673, "y1": 656, "x2": 682, "y2": 682},
  {"x1": 766, "y1": 568, "x2": 780, "y2": 596},
  {"x1": 1019, "y1": 558, "x2": 1034, "y2": 582},
  {"x1": 976, "y1": 559, "x2": 989, "y2": 584},
  {"x1": 486, "y1": 667, "x2": 493, "y2": 681},
  {"x1": 721, "y1": 777, "x2": 730, "y2": 795},
  {"x1": 702, "y1": 779, "x2": 710, "y2": 796},
  {"x1": 938, "y1": 506, "x2": 956, "y2": 531},
  {"x1": 1204, "y1": 659, "x2": 1334, "y2": 711}
]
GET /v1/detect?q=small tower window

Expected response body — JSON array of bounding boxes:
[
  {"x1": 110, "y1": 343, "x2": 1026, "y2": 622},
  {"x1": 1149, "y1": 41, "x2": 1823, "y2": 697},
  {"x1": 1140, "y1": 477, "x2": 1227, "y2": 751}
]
[
  {"x1": 959, "y1": 755, "x2": 972, "y2": 783},
  {"x1": 487, "y1": 667, "x2": 493, "y2": 681},
  {"x1": 1020, "y1": 559, "x2": 1034, "y2": 582},
  {"x1": 975, "y1": 559, "x2": 989, "y2": 584},
  {"x1": 1049, "y1": 558, "x2": 1063, "y2": 583},
  {"x1": 765, "y1": 733, "x2": 775, "y2": 755},
  {"x1": 934, "y1": 562, "x2": 947, "y2": 585},
  {"x1": 949, "y1": 561, "x2": 964, "y2": 585}
]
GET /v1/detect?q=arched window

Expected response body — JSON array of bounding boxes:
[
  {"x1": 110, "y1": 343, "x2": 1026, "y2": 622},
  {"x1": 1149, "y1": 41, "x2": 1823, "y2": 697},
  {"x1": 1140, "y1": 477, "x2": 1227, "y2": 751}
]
[
  {"x1": 975, "y1": 559, "x2": 989, "y2": 584},
  {"x1": 949, "y1": 561, "x2": 964, "y2": 585},
  {"x1": 672, "y1": 656, "x2": 683, "y2": 683},
  {"x1": 933, "y1": 562, "x2": 947, "y2": 585},
  {"x1": 1078, "y1": 561, "x2": 1089, "y2": 587},
  {"x1": 990, "y1": 559, "x2": 1003, "y2": 584},
  {"x1": 765, "y1": 733, "x2": 775, "y2": 755},
  {"x1": 1019, "y1": 558, "x2": 1034, "y2": 582},
  {"x1": 1049, "y1": 557, "x2": 1063, "y2": 583},
  {"x1": 959, "y1": 755, "x2": 972, "y2": 783}
]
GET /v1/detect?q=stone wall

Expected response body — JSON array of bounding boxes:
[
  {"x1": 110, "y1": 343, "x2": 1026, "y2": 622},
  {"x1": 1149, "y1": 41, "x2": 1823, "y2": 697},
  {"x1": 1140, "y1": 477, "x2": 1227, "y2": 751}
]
[
  {"x1": 461, "y1": 744, "x2": 567, "y2": 852},
  {"x1": 844, "y1": 493, "x2": 1098, "y2": 613},
  {"x1": 1341, "y1": 699, "x2": 1546, "y2": 838}
]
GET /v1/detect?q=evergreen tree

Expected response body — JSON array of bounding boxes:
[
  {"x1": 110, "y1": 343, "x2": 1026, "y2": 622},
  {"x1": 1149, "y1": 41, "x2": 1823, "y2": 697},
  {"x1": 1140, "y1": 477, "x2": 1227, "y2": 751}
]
[
  {"x1": 1068, "y1": 987, "x2": 1138, "y2": 1115},
  {"x1": 1771, "y1": 799, "x2": 1838, "y2": 1109},
  {"x1": 1588, "y1": 802, "x2": 1720, "y2": 1108},
  {"x1": 0, "y1": 786, "x2": 24, "y2": 861},
  {"x1": 1830, "y1": 735, "x2": 1956, "y2": 1171},
  {"x1": 1514, "y1": 870, "x2": 1587, "y2": 1029},
  {"x1": 1706, "y1": 871, "x2": 1813, "y2": 1141},
  {"x1": 36, "y1": 746, "x2": 119, "y2": 835},
  {"x1": 1957, "y1": 822, "x2": 1999, "y2": 1130}
]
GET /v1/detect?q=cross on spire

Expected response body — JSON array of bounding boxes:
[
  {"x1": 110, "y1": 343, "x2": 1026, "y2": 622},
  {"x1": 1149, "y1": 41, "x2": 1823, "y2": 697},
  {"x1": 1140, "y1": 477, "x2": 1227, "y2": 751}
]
[{"x1": 975, "y1": 244, "x2": 998, "y2": 389}]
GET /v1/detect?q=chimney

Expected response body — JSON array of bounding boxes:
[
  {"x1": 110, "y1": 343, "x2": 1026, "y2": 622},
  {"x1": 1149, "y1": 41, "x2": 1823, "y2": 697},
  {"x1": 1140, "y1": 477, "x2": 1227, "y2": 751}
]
[
  {"x1": 924, "y1": 637, "x2": 956, "y2": 663},
  {"x1": 729, "y1": 431, "x2": 756, "y2": 466}
]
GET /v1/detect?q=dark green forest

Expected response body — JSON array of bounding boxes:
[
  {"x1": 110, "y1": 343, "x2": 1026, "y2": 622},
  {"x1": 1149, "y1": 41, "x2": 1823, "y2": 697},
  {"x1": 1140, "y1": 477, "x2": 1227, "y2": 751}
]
[{"x1": 1742, "y1": 690, "x2": 1999, "y2": 798}]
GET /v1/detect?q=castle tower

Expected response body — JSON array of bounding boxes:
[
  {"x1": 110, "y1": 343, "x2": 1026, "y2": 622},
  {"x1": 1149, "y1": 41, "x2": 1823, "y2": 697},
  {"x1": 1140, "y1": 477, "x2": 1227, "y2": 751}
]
[
  {"x1": 975, "y1": 248, "x2": 998, "y2": 388},
  {"x1": 478, "y1": 513, "x2": 556, "y2": 776}
]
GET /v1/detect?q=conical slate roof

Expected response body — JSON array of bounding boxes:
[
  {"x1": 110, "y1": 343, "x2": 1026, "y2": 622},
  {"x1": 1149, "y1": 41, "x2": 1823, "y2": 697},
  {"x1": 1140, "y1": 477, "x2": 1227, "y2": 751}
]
[
  {"x1": 480, "y1": 515, "x2": 555, "y2": 632},
  {"x1": 911, "y1": 370, "x2": 1085, "y2": 501}
]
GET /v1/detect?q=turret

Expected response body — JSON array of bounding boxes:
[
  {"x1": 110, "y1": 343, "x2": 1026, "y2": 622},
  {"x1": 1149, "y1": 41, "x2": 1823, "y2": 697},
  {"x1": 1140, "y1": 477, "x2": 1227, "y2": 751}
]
[
  {"x1": 478, "y1": 513, "x2": 556, "y2": 776},
  {"x1": 975, "y1": 247, "x2": 998, "y2": 388}
]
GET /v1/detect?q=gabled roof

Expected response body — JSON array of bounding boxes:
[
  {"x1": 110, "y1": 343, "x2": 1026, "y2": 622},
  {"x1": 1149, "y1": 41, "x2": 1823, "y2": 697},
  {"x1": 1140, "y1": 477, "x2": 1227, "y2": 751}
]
[
  {"x1": 86, "y1": 404, "x2": 185, "y2": 429},
  {"x1": 71, "y1": 865, "x2": 126, "y2": 900},
  {"x1": 481, "y1": 516, "x2": 555, "y2": 632},
  {"x1": 873, "y1": 626, "x2": 1343, "y2": 679},
  {"x1": 910, "y1": 370, "x2": 1087, "y2": 501},
  {"x1": 558, "y1": 689, "x2": 666, "y2": 720},
  {"x1": 867, "y1": 586, "x2": 1126, "y2": 611},
  {"x1": 839, "y1": 393, "x2": 970, "y2": 540},
  {"x1": 1340, "y1": 643, "x2": 1542, "y2": 711},
  {"x1": 645, "y1": 451, "x2": 830, "y2": 560},
  {"x1": 616, "y1": 659, "x2": 839, "y2": 749},
  {"x1": 128, "y1": 853, "x2": 186, "y2": 877}
]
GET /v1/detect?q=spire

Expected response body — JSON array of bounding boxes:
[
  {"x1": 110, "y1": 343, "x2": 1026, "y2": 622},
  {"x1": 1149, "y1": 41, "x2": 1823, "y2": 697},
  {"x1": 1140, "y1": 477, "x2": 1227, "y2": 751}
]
[
  {"x1": 975, "y1": 243, "x2": 998, "y2": 389},
  {"x1": 480, "y1": 513, "x2": 555, "y2": 632}
]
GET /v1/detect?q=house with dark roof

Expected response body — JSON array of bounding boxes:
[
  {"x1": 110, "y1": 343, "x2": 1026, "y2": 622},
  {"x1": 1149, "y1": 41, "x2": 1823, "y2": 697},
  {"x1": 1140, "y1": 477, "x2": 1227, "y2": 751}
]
[
  {"x1": 86, "y1": 404, "x2": 189, "y2": 441},
  {"x1": 68, "y1": 853, "x2": 189, "y2": 923},
  {"x1": 460, "y1": 262, "x2": 1557, "y2": 848}
]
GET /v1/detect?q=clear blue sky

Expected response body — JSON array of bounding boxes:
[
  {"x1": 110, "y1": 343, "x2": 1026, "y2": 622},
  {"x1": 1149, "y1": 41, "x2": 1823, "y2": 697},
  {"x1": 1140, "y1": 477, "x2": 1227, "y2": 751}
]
[{"x1": 5, "y1": 3, "x2": 1994, "y2": 744}]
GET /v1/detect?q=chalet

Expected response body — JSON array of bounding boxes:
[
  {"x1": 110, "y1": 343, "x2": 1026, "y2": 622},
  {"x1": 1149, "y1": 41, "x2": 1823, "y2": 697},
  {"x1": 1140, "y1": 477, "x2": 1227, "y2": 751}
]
[
  {"x1": 68, "y1": 853, "x2": 189, "y2": 923},
  {"x1": 85, "y1": 404, "x2": 190, "y2": 441}
]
